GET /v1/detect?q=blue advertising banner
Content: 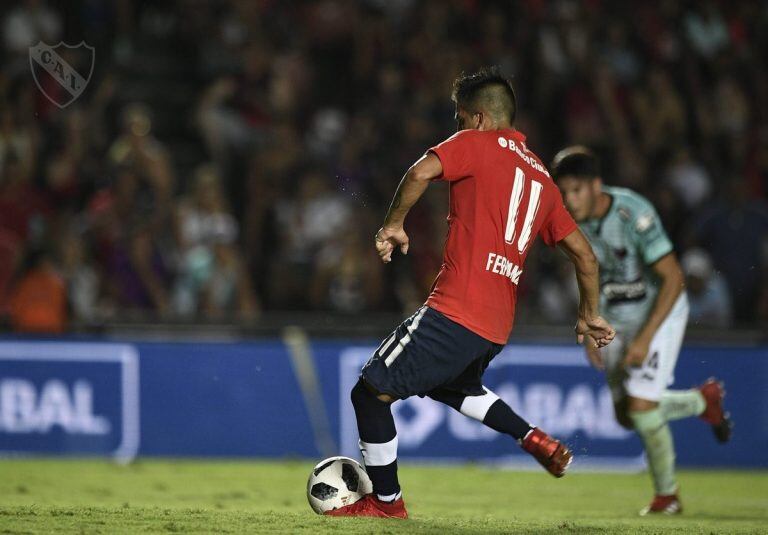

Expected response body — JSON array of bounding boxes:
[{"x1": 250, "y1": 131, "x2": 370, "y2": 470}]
[
  {"x1": 136, "y1": 340, "x2": 312, "y2": 457},
  {"x1": 0, "y1": 343, "x2": 139, "y2": 462},
  {"x1": 0, "y1": 339, "x2": 766, "y2": 468}
]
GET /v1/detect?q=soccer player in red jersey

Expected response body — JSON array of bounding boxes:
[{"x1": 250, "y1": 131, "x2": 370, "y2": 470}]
[{"x1": 327, "y1": 67, "x2": 615, "y2": 519}]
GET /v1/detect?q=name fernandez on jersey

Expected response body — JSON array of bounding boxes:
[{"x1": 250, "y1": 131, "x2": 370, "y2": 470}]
[{"x1": 485, "y1": 252, "x2": 523, "y2": 284}]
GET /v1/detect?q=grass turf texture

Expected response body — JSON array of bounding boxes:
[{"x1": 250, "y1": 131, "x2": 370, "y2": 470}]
[{"x1": 0, "y1": 460, "x2": 766, "y2": 534}]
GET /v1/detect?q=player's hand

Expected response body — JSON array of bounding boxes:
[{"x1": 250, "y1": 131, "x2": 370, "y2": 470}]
[
  {"x1": 375, "y1": 226, "x2": 409, "y2": 263},
  {"x1": 623, "y1": 336, "x2": 650, "y2": 368},
  {"x1": 575, "y1": 315, "x2": 615, "y2": 348},
  {"x1": 583, "y1": 335, "x2": 605, "y2": 370}
]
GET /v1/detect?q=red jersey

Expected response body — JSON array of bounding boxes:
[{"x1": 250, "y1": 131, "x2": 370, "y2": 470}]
[{"x1": 425, "y1": 128, "x2": 577, "y2": 343}]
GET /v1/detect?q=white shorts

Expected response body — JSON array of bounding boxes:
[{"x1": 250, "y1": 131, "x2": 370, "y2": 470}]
[{"x1": 603, "y1": 293, "x2": 689, "y2": 402}]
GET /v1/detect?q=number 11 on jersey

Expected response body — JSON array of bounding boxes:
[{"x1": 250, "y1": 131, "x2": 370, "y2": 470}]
[{"x1": 504, "y1": 167, "x2": 542, "y2": 254}]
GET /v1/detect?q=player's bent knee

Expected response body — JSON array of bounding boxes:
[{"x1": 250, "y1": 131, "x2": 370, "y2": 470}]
[
  {"x1": 616, "y1": 414, "x2": 635, "y2": 431},
  {"x1": 627, "y1": 396, "x2": 659, "y2": 413},
  {"x1": 350, "y1": 379, "x2": 366, "y2": 406},
  {"x1": 351, "y1": 378, "x2": 397, "y2": 406},
  {"x1": 613, "y1": 400, "x2": 634, "y2": 430},
  {"x1": 616, "y1": 412, "x2": 634, "y2": 430},
  {"x1": 427, "y1": 388, "x2": 463, "y2": 411}
]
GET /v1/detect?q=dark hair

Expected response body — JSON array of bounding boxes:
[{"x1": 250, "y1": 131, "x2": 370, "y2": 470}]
[
  {"x1": 550, "y1": 146, "x2": 601, "y2": 180},
  {"x1": 451, "y1": 66, "x2": 517, "y2": 124}
]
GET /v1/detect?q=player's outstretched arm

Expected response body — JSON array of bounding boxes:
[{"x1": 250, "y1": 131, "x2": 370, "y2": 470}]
[
  {"x1": 376, "y1": 153, "x2": 443, "y2": 263},
  {"x1": 556, "y1": 228, "x2": 616, "y2": 347},
  {"x1": 623, "y1": 253, "x2": 685, "y2": 367}
]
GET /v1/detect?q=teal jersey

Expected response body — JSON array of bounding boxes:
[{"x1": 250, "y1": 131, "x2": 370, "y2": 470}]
[{"x1": 578, "y1": 186, "x2": 674, "y2": 335}]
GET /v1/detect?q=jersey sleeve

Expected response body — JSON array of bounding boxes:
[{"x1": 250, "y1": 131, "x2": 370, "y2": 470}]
[
  {"x1": 539, "y1": 197, "x2": 578, "y2": 247},
  {"x1": 630, "y1": 202, "x2": 674, "y2": 265},
  {"x1": 427, "y1": 130, "x2": 476, "y2": 181}
]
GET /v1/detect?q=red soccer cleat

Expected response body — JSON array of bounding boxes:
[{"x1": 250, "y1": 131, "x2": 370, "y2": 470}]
[
  {"x1": 698, "y1": 378, "x2": 733, "y2": 443},
  {"x1": 521, "y1": 428, "x2": 573, "y2": 478},
  {"x1": 639, "y1": 493, "x2": 682, "y2": 516},
  {"x1": 324, "y1": 494, "x2": 408, "y2": 519}
]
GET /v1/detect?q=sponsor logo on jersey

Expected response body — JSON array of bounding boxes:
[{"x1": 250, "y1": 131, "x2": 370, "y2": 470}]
[
  {"x1": 602, "y1": 280, "x2": 647, "y2": 303},
  {"x1": 497, "y1": 137, "x2": 550, "y2": 176},
  {"x1": 617, "y1": 207, "x2": 632, "y2": 221}
]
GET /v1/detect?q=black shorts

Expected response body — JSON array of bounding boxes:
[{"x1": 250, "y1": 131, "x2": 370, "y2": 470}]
[{"x1": 361, "y1": 306, "x2": 504, "y2": 399}]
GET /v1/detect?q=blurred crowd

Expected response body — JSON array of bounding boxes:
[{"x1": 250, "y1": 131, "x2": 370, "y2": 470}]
[{"x1": 1, "y1": 0, "x2": 767, "y2": 333}]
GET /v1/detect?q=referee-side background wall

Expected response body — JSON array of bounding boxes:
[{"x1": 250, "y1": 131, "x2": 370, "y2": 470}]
[{"x1": 0, "y1": 338, "x2": 765, "y2": 469}]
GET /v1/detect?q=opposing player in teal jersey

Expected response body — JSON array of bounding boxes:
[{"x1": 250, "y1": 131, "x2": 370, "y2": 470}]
[{"x1": 551, "y1": 146, "x2": 733, "y2": 516}]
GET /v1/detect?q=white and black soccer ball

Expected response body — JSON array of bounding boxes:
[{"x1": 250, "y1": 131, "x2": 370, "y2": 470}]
[{"x1": 307, "y1": 456, "x2": 372, "y2": 514}]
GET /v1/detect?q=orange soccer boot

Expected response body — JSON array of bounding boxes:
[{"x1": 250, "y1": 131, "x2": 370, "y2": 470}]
[
  {"x1": 521, "y1": 428, "x2": 573, "y2": 477},
  {"x1": 325, "y1": 494, "x2": 408, "y2": 519}
]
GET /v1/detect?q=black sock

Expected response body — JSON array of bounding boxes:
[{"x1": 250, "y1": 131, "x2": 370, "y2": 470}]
[
  {"x1": 365, "y1": 461, "x2": 400, "y2": 501},
  {"x1": 482, "y1": 399, "x2": 533, "y2": 441},
  {"x1": 351, "y1": 380, "x2": 400, "y2": 498}
]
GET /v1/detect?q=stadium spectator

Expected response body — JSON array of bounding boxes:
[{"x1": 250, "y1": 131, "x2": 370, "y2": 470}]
[
  {"x1": 684, "y1": 2, "x2": 730, "y2": 59},
  {"x1": 309, "y1": 225, "x2": 384, "y2": 313},
  {"x1": 174, "y1": 163, "x2": 259, "y2": 318},
  {"x1": 7, "y1": 248, "x2": 67, "y2": 333},
  {"x1": 0, "y1": 228, "x2": 22, "y2": 319},
  {"x1": 57, "y1": 225, "x2": 101, "y2": 323},
  {"x1": 270, "y1": 170, "x2": 352, "y2": 307},
  {"x1": 2, "y1": 0, "x2": 61, "y2": 54},
  {"x1": 108, "y1": 103, "x2": 174, "y2": 204},
  {"x1": 0, "y1": 150, "x2": 50, "y2": 244},
  {"x1": 176, "y1": 164, "x2": 238, "y2": 253},
  {"x1": 665, "y1": 147, "x2": 713, "y2": 211},
  {"x1": 681, "y1": 248, "x2": 733, "y2": 328}
]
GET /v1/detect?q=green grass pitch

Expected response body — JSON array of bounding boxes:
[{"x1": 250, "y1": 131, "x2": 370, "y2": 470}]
[{"x1": 0, "y1": 459, "x2": 766, "y2": 534}]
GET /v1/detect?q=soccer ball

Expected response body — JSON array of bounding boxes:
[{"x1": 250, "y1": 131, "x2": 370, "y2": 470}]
[{"x1": 306, "y1": 456, "x2": 372, "y2": 514}]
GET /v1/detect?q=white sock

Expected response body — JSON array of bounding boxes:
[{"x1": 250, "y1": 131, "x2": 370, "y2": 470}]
[{"x1": 376, "y1": 490, "x2": 402, "y2": 503}]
